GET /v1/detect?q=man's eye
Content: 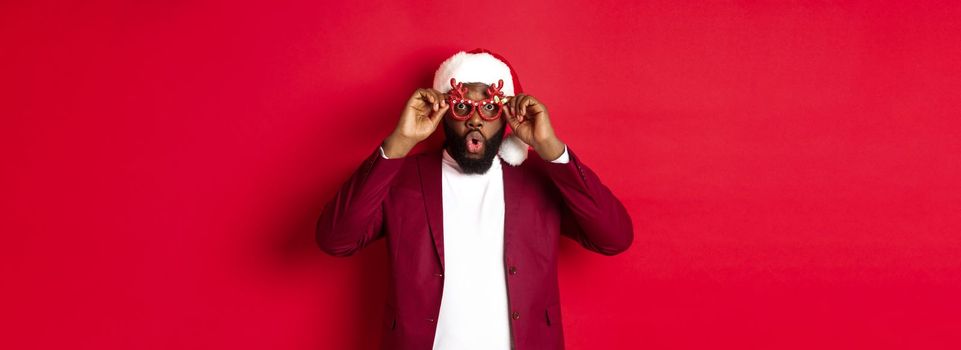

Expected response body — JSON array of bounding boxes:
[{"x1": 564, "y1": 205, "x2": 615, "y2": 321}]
[
  {"x1": 456, "y1": 103, "x2": 468, "y2": 110},
  {"x1": 484, "y1": 104, "x2": 495, "y2": 111}
]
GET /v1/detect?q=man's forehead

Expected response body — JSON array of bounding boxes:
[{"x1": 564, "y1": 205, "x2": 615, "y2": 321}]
[{"x1": 454, "y1": 82, "x2": 491, "y2": 97}]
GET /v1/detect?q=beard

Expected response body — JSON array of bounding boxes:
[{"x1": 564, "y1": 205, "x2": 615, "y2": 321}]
[{"x1": 442, "y1": 122, "x2": 507, "y2": 175}]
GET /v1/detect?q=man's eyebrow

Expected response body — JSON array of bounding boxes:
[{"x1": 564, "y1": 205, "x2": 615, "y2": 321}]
[{"x1": 460, "y1": 85, "x2": 491, "y2": 97}]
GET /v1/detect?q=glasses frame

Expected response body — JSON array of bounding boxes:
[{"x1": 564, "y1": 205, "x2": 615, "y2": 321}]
[{"x1": 445, "y1": 78, "x2": 511, "y2": 121}]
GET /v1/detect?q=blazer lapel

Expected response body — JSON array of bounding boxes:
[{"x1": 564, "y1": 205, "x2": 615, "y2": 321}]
[
  {"x1": 500, "y1": 156, "x2": 519, "y2": 268},
  {"x1": 417, "y1": 149, "x2": 445, "y2": 271}
]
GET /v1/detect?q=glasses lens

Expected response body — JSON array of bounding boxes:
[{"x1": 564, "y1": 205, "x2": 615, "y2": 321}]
[
  {"x1": 479, "y1": 102, "x2": 502, "y2": 119},
  {"x1": 450, "y1": 100, "x2": 473, "y2": 118}
]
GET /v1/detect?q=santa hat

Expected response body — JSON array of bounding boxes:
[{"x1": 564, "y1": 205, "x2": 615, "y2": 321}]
[{"x1": 432, "y1": 48, "x2": 529, "y2": 166}]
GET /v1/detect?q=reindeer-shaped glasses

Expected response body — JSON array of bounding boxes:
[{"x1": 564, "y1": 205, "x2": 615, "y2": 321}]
[{"x1": 445, "y1": 78, "x2": 511, "y2": 121}]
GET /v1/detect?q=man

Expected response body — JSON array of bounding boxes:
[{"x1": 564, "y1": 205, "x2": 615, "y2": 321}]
[{"x1": 316, "y1": 49, "x2": 633, "y2": 350}]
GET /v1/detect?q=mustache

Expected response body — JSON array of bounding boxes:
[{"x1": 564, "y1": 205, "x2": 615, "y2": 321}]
[{"x1": 465, "y1": 129, "x2": 485, "y2": 139}]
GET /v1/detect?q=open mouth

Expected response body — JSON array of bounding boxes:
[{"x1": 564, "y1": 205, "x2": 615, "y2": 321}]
[{"x1": 465, "y1": 130, "x2": 485, "y2": 154}]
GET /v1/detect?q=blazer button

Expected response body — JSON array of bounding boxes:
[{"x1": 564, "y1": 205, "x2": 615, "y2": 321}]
[
  {"x1": 511, "y1": 311, "x2": 520, "y2": 320},
  {"x1": 435, "y1": 273, "x2": 444, "y2": 277},
  {"x1": 427, "y1": 318, "x2": 435, "y2": 323},
  {"x1": 508, "y1": 266, "x2": 517, "y2": 275}
]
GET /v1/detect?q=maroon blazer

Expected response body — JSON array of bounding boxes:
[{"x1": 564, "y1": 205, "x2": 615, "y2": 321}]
[{"x1": 316, "y1": 144, "x2": 633, "y2": 350}]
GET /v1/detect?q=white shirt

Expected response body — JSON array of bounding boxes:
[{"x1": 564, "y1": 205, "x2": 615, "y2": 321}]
[{"x1": 378, "y1": 144, "x2": 568, "y2": 350}]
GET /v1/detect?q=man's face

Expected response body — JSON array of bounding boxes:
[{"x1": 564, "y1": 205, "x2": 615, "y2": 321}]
[{"x1": 442, "y1": 82, "x2": 507, "y2": 174}]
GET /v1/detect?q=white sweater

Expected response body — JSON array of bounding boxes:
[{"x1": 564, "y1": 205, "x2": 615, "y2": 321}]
[{"x1": 379, "y1": 145, "x2": 568, "y2": 350}]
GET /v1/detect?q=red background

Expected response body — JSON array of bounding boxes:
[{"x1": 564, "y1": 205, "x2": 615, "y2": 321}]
[{"x1": 3, "y1": 1, "x2": 960, "y2": 349}]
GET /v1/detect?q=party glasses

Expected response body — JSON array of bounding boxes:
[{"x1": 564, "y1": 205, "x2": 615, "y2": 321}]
[{"x1": 445, "y1": 78, "x2": 511, "y2": 121}]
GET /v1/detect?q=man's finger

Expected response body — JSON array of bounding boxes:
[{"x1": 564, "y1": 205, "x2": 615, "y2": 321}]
[
  {"x1": 408, "y1": 89, "x2": 427, "y2": 107},
  {"x1": 426, "y1": 91, "x2": 438, "y2": 111},
  {"x1": 431, "y1": 90, "x2": 446, "y2": 112},
  {"x1": 428, "y1": 101, "x2": 449, "y2": 125},
  {"x1": 510, "y1": 99, "x2": 524, "y2": 123},
  {"x1": 527, "y1": 96, "x2": 540, "y2": 118},
  {"x1": 519, "y1": 95, "x2": 531, "y2": 117},
  {"x1": 504, "y1": 106, "x2": 520, "y2": 130},
  {"x1": 413, "y1": 89, "x2": 435, "y2": 110}
]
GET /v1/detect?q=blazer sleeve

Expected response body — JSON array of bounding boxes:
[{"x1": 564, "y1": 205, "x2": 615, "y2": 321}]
[
  {"x1": 541, "y1": 145, "x2": 634, "y2": 256},
  {"x1": 315, "y1": 145, "x2": 406, "y2": 257}
]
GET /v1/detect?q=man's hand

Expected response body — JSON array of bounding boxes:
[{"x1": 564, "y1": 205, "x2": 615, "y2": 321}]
[
  {"x1": 383, "y1": 88, "x2": 449, "y2": 158},
  {"x1": 504, "y1": 93, "x2": 566, "y2": 161}
]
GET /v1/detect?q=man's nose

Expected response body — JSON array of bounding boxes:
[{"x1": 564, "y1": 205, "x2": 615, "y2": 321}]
[{"x1": 466, "y1": 110, "x2": 484, "y2": 128}]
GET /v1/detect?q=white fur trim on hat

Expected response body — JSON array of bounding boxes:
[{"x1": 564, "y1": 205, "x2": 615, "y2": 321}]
[
  {"x1": 433, "y1": 51, "x2": 515, "y2": 96},
  {"x1": 498, "y1": 133, "x2": 529, "y2": 166}
]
